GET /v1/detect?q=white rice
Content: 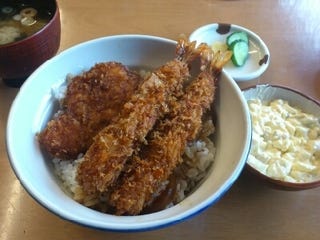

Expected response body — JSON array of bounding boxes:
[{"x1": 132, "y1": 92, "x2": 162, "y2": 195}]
[
  {"x1": 53, "y1": 156, "x2": 83, "y2": 194},
  {"x1": 53, "y1": 119, "x2": 216, "y2": 209},
  {"x1": 174, "y1": 131, "x2": 216, "y2": 202}
]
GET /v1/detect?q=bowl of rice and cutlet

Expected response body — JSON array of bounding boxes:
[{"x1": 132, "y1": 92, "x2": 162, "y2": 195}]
[{"x1": 6, "y1": 35, "x2": 251, "y2": 231}]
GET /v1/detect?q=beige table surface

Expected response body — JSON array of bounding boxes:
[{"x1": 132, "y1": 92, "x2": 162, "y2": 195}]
[{"x1": 1, "y1": 0, "x2": 320, "y2": 239}]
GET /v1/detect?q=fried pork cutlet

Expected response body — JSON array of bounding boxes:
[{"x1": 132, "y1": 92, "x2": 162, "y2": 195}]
[
  {"x1": 38, "y1": 62, "x2": 142, "y2": 160},
  {"x1": 76, "y1": 38, "x2": 198, "y2": 197},
  {"x1": 109, "y1": 48, "x2": 232, "y2": 215}
]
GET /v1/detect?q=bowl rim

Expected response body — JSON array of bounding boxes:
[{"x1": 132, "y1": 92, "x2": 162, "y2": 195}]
[
  {"x1": 242, "y1": 84, "x2": 320, "y2": 190},
  {"x1": 242, "y1": 84, "x2": 320, "y2": 105},
  {"x1": 6, "y1": 34, "x2": 251, "y2": 231}
]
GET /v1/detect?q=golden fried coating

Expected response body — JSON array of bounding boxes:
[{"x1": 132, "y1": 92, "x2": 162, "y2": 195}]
[
  {"x1": 38, "y1": 62, "x2": 141, "y2": 160},
  {"x1": 38, "y1": 114, "x2": 88, "y2": 159},
  {"x1": 77, "y1": 62, "x2": 189, "y2": 195},
  {"x1": 109, "y1": 49, "x2": 232, "y2": 215},
  {"x1": 76, "y1": 39, "x2": 199, "y2": 196}
]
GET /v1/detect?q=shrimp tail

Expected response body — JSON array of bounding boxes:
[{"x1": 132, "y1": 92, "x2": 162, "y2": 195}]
[
  {"x1": 175, "y1": 36, "x2": 198, "y2": 62},
  {"x1": 197, "y1": 42, "x2": 232, "y2": 74}
]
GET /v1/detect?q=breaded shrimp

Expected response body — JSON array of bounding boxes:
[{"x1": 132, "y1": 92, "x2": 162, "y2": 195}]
[
  {"x1": 76, "y1": 38, "x2": 198, "y2": 196},
  {"x1": 109, "y1": 47, "x2": 232, "y2": 215},
  {"x1": 38, "y1": 62, "x2": 141, "y2": 160}
]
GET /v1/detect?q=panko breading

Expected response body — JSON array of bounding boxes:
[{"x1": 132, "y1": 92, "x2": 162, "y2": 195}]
[
  {"x1": 38, "y1": 62, "x2": 141, "y2": 160},
  {"x1": 46, "y1": 38, "x2": 232, "y2": 215},
  {"x1": 109, "y1": 48, "x2": 232, "y2": 215},
  {"x1": 76, "y1": 38, "x2": 198, "y2": 197}
]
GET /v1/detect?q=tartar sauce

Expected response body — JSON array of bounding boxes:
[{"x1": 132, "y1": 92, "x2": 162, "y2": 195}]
[{"x1": 247, "y1": 99, "x2": 320, "y2": 183}]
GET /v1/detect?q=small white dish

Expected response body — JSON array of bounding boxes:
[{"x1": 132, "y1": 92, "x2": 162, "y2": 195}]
[{"x1": 189, "y1": 23, "x2": 270, "y2": 82}]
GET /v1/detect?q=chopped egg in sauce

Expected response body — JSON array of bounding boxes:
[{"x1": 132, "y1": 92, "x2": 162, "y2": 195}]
[{"x1": 247, "y1": 99, "x2": 320, "y2": 183}]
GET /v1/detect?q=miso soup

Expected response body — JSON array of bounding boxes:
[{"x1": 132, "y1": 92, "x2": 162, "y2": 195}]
[{"x1": 0, "y1": 1, "x2": 54, "y2": 45}]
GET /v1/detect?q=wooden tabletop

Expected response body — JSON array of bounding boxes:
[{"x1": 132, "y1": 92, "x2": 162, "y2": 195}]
[{"x1": 1, "y1": 1, "x2": 320, "y2": 239}]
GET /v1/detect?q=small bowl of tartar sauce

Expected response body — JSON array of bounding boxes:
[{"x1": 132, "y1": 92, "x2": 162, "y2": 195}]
[{"x1": 242, "y1": 84, "x2": 320, "y2": 190}]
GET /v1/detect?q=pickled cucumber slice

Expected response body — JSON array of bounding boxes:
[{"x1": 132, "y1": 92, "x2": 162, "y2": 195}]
[
  {"x1": 226, "y1": 31, "x2": 249, "y2": 46},
  {"x1": 229, "y1": 40, "x2": 249, "y2": 67}
]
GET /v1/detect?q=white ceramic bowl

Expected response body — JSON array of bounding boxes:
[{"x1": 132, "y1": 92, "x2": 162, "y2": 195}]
[
  {"x1": 243, "y1": 84, "x2": 320, "y2": 190},
  {"x1": 189, "y1": 23, "x2": 270, "y2": 81},
  {"x1": 6, "y1": 35, "x2": 251, "y2": 231}
]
